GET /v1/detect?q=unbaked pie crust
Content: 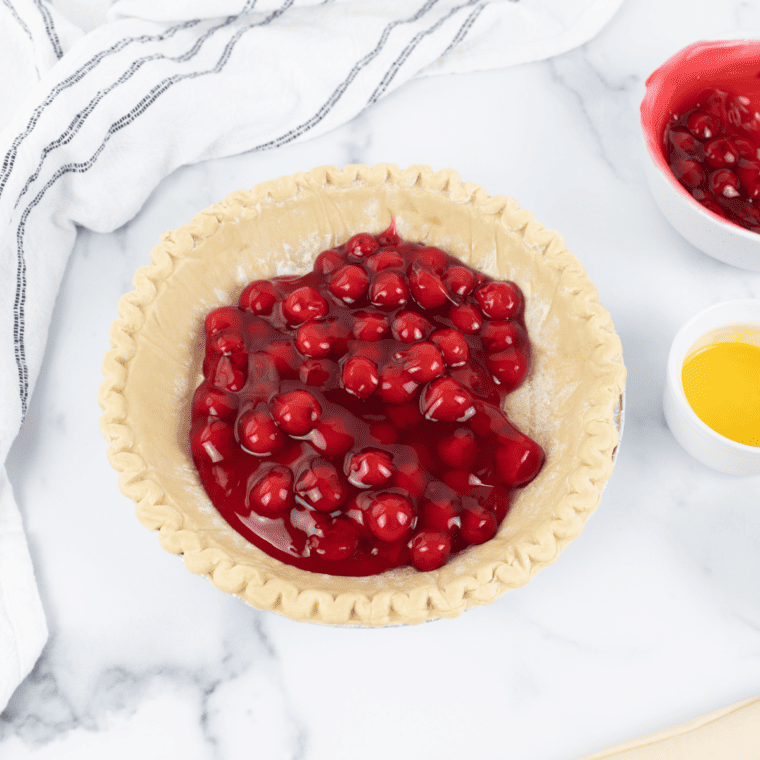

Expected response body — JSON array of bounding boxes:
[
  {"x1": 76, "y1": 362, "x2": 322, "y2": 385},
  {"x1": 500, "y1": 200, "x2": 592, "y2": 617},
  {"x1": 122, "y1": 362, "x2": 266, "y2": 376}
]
[{"x1": 99, "y1": 164, "x2": 626, "y2": 626}]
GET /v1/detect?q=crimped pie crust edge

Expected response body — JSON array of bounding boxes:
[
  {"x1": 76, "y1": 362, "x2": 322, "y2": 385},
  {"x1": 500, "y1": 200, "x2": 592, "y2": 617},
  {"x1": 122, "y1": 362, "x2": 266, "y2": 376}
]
[{"x1": 99, "y1": 163, "x2": 626, "y2": 627}]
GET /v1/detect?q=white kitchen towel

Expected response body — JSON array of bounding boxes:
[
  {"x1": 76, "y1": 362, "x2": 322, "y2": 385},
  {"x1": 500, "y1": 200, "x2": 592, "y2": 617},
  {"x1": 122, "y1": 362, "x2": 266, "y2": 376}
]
[{"x1": 0, "y1": 0, "x2": 624, "y2": 712}]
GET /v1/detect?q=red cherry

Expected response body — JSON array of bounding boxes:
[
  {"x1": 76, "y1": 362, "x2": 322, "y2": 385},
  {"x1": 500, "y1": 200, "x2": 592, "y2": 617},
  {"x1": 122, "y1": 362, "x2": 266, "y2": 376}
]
[
  {"x1": 365, "y1": 493, "x2": 414, "y2": 542},
  {"x1": 368, "y1": 422, "x2": 398, "y2": 445},
  {"x1": 443, "y1": 264, "x2": 478, "y2": 298},
  {"x1": 369, "y1": 270, "x2": 409, "y2": 308},
  {"x1": 700, "y1": 199, "x2": 726, "y2": 218},
  {"x1": 245, "y1": 318, "x2": 270, "y2": 344},
  {"x1": 704, "y1": 138, "x2": 739, "y2": 169},
  {"x1": 295, "y1": 459, "x2": 348, "y2": 512},
  {"x1": 482, "y1": 486, "x2": 511, "y2": 523},
  {"x1": 392, "y1": 461, "x2": 427, "y2": 497},
  {"x1": 727, "y1": 94, "x2": 753, "y2": 130},
  {"x1": 308, "y1": 517, "x2": 359, "y2": 561},
  {"x1": 341, "y1": 356, "x2": 380, "y2": 399},
  {"x1": 460, "y1": 505, "x2": 497, "y2": 545},
  {"x1": 672, "y1": 159, "x2": 706, "y2": 188},
  {"x1": 442, "y1": 469, "x2": 476, "y2": 493},
  {"x1": 299, "y1": 358, "x2": 333, "y2": 387},
  {"x1": 420, "y1": 489, "x2": 460, "y2": 533},
  {"x1": 283, "y1": 287, "x2": 328, "y2": 325},
  {"x1": 410, "y1": 246, "x2": 448, "y2": 274},
  {"x1": 295, "y1": 321, "x2": 332, "y2": 357},
  {"x1": 419, "y1": 480, "x2": 461, "y2": 533},
  {"x1": 237, "y1": 407, "x2": 284, "y2": 456},
  {"x1": 386, "y1": 401, "x2": 424, "y2": 431},
  {"x1": 313, "y1": 249, "x2": 345, "y2": 275},
  {"x1": 208, "y1": 355, "x2": 247, "y2": 392},
  {"x1": 469, "y1": 400, "x2": 519, "y2": 442},
  {"x1": 246, "y1": 465, "x2": 294, "y2": 518},
  {"x1": 205, "y1": 306, "x2": 243, "y2": 336},
  {"x1": 344, "y1": 493, "x2": 374, "y2": 537},
  {"x1": 396, "y1": 240, "x2": 421, "y2": 254},
  {"x1": 494, "y1": 436, "x2": 545, "y2": 487},
  {"x1": 449, "y1": 362, "x2": 499, "y2": 405},
  {"x1": 345, "y1": 232, "x2": 379, "y2": 259},
  {"x1": 379, "y1": 364, "x2": 419, "y2": 404},
  {"x1": 409, "y1": 531, "x2": 452, "y2": 572},
  {"x1": 667, "y1": 127, "x2": 699, "y2": 156},
  {"x1": 698, "y1": 88, "x2": 728, "y2": 122},
  {"x1": 270, "y1": 390, "x2": 322, "y2": 436},
  {"x1": 437, "y1": 427, "x2": 477, "y2": 469},
  {"x1": 208, "y1": 328, "x2": 245, "y2": 356},
  {"x1": 202, "y1": 351, "x2": 224, "y2": 387},
  {"x1": 420, "y1": 377, "x2": 475, "y2": 422},
  {"x1": 350, "y1": 341, "x2": 382, "y2": 364},
  {"x1": 733, "y1": 138, "x2": 757, "y2": 160},
  {"x1": 324, "y1": 319, "x2": 352, "y2": 358},
  {"x1": 687, "y1": 111, "x2": 717, "y2": 140},
  {"x1": 365, "y1": 250, "x2": 404, "y2": 273},
  {"x1": 191, "y1": 420, "x2": 235, "y2": 463},
  {"x1": 408, "y1": 264, "x2": 451, "y2": 309},
  {"x1": 239, "y1": 280, "x2": 278, "y2": 314},
  {"x1": 486, "y1": 347, "x2": 530, "y2": 391},
  {"x1": 430, "y1": 328, "x2": 469, "y2": 367},
  {"x1": 192, "y1": 386, "x2": 238, "y2": 421},
  {"x1": 737, "y1": 158, "x2": 760, "y2": 199},
  {"x1": 736, "y1": 203, "x2": 760, "y2": 228},
  {"x1": 352, "y1": 311, "x2": 390, "y2": 341},
  {"x1": 372, "y1": 537, "x2": 411, "y2": 567},
  {"x1": 328, "y1": 264, "x2": 370, "y2": 303},
  {"x1": 394, "y1": 341, "x2": 445, "y2": 382},
  {"x1": 481, "y1": 320, "x2": 520, "y2": 353},
  {"x1": 264, "y1": 339, "x2": 299, "y2": 378},
  {"x1": 391, "y1": 311, "x2": 433, "y2": 343},
  {"x1": 710, "y1": 169, "x2": 740, "y2": 198},
  {"x1": 308, "y1": 417, "x2": 355, "y2": 459},
  {"x1": 347, "y1": 450, "x2": 394, "y2": 488},
  {"x1": 448, "y1": 303, "x2": 483, "y2": 334},
  {"x1": 474, "y1": 281, "x2": 523, "y2": 319},
  {"x1": 741, "y1": 111, "x2": 760, "y2": 138}
]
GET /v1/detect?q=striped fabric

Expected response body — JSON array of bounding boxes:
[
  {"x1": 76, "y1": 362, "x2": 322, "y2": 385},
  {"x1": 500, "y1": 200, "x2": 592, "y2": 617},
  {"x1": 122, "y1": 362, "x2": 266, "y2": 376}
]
[{"x1": 0, "y1": 0, "x2": 623, "y2": 711}]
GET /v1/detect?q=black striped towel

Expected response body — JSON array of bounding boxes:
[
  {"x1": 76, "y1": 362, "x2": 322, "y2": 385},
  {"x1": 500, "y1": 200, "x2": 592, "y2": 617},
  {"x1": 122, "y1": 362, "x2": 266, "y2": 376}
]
[{"x1": 0, "y1": 0, "x2": 623, "y2": 710}]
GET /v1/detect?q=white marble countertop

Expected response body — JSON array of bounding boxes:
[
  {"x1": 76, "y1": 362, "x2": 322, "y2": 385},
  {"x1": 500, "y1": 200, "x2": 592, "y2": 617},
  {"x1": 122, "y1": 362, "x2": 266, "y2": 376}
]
[{"x1": 3, "y1": 0, "x2": 760, "y2": 757}]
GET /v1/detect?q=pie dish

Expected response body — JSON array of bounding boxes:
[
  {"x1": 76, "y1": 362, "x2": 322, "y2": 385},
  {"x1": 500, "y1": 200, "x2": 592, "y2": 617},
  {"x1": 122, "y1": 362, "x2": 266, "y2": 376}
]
[{"x1": 99, "y1": 164, "x2": 626, "y2": 626}]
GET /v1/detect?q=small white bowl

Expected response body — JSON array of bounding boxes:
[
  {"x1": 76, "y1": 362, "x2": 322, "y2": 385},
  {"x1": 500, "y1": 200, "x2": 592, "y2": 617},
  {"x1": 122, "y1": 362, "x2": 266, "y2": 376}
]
[
  {"x1": 664, "y1": 299, "x2": 760, "y2": 475},
  {"x1": 641, "y1": 39, "x2": 760, "y2": 271}
]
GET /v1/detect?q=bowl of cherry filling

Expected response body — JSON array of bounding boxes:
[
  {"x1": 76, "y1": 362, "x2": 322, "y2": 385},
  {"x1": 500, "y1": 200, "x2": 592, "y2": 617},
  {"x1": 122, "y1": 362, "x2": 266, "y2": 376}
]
[
  {"x1": 99, "y1": 164, "x2": 626, "y2": 626},
  {"x1": 641, "y1": 39, "x2": 760, "y2": 271}
]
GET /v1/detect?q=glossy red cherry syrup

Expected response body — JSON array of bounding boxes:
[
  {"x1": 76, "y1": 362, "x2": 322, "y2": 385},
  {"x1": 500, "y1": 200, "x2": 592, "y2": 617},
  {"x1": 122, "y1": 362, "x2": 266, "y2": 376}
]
[
  {"x1": 190, "y1": 220, "x2": 544, "y2": 576},
  {"x1": 665, "y1": 88, "x2": 760, "y2": 231}
]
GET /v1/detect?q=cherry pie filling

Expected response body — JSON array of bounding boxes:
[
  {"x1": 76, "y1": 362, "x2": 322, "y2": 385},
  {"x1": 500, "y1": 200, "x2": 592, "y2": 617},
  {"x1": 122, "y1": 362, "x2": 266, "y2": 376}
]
[
  {"x1": 665, "y1": 87, "x2": 760, "y2": 231},
  {"x1": 190, "y1": 221, "x2": 544, "y2": 576}
]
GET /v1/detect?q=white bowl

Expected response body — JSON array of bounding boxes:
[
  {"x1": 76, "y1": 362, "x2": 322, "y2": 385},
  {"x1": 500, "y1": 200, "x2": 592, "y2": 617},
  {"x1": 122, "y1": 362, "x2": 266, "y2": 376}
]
[
  {"x1": 641, "y1": 39, "x2": 760, "y2": 271},
  {"x1": 664, "y1": 299, "x2": 760, "y2": 475}
]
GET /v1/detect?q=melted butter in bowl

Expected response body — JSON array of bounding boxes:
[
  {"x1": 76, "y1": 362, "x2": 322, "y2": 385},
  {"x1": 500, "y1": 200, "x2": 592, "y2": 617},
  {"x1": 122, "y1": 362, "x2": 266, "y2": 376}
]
[
  {"x1": 665, "y1": 299, "x2": 760, "y2": 475},
  {"x1": 682, "y1": 325, "x2": 760, "y2": 448}
]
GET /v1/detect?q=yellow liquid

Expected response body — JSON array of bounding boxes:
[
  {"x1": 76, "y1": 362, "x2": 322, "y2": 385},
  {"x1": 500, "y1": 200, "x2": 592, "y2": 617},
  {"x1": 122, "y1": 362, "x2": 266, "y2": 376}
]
[{"x1": 682, "y1": 331, "x2": 760, "y2": 447}]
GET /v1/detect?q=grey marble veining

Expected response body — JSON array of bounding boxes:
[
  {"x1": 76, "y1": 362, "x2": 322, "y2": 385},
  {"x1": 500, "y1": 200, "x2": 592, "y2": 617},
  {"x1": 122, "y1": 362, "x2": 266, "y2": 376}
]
[{"x1": 3, "y1": 0, "x2": 760, "y2": 758}]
